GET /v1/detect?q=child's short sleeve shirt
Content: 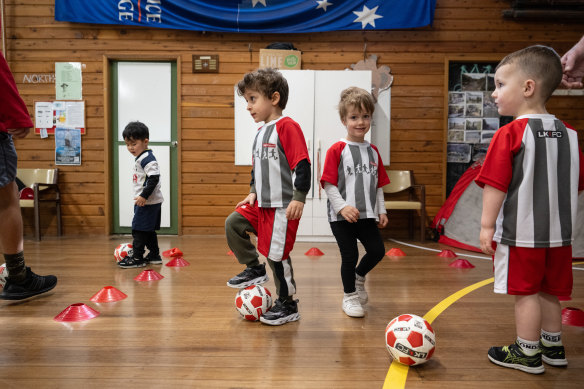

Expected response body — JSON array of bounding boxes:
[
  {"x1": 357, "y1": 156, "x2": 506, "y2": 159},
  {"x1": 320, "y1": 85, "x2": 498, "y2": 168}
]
[
  {"x1": 475, "y1": 114, "x2": 584, "y2": 247},
  {"x1": 252, "y1": 116, "x2": 309, "y2": 208},
  {"x1": 133, "y1": 149, "x2": 164, "y2": 205},
  {"x1": 320, "y1": 139, "x2": 390, "y2": 222}
]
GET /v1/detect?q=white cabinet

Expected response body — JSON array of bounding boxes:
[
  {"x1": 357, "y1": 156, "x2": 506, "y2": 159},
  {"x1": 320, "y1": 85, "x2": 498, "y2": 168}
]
[{"x1": 234, "y1": 70, "x2": 390, "y2": 241}]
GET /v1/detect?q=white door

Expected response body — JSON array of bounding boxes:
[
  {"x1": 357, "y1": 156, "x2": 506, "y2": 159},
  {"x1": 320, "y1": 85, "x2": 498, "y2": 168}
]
[{"x1": 113, "y1": 61, "x2": 176, "y2": 233}]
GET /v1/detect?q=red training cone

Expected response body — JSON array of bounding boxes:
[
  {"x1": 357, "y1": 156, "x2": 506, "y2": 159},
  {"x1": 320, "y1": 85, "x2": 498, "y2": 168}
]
[
  {"x1": 437, "y1": 249, "x2": 457, "y2": 258},
  {"x1": 305, "y1": 247, "x2": 324, "y2": 256},
  {"x1": 562, "y1": 307, "x2": 584, "y2": 326},
  {"x1": 162, "y1": 248, "x2": 183, "y2": 257},
  {"x1": 386, "y1": 248, "x2": 406, "y2": 257},
  {"x1": 54, "y1": 303, "x2": 100, "y2": 322},
  {"x1": 449, "y1": 258, "x2": 475, "y2": 268},
  {"x1": 134, "y1": 269, "x2": 165, "y2": 281},
  {"x1": 90, "y1": 286, "x2": 127, "y2": 303},
  {"x1": 166, "y1": 257, "x2": 190, "y2": 267}
]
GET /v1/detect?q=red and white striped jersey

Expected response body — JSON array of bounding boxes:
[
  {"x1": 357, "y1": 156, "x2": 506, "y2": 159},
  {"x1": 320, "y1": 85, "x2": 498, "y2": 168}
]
[
  {"x1": 320, "y1": 139, "x2": 390, "y2": 222},
  {"x1": 252, "y1": 116, "x2": 309, "y2": 208},
  {"x1": 476, "y1": 114, "x2": 584, "y2": 247}
]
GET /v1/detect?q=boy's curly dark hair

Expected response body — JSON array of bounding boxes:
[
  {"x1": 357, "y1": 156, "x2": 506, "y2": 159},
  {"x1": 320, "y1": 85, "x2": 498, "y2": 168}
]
[{"x1": 236, "y1": 68, "x2": 289, "y2": 110}]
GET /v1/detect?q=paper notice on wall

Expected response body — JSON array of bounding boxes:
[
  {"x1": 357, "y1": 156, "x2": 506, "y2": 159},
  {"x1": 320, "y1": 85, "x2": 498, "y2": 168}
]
[
  {"x1": 35, "y1": 102, "x2": 54, "y2": 129},
  {"x1": 55, "y1": 62, "x2": 82, "y2": 100},
  {"x1": 53, "y1": 101, "x2": 85, "y2": 128},
  {"x1": 55, "y1": 127, "x2": 81, "y2": 165}
]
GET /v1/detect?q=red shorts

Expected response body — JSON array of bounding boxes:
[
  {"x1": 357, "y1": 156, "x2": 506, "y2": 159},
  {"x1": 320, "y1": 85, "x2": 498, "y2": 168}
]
[
  {"x1": 235, "y1": 201, "x2": 259, "y2": 232},
  {"x1": 257, "y1": 207, "x2": 299, "y2": 262},
  {"x1": 493, "y1": 243, "x2": 573, "y2": 296}
]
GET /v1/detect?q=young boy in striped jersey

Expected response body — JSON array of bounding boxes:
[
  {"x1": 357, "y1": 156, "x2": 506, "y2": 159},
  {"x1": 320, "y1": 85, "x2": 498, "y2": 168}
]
[
  {"x1": 476, "y1": 45, "x2": 584, "y2": 374},
  {"x1": 233, "y1": 68, "x2": 311, "y2": 325},
  {"x1": 320, "y1": 87, "x2": 389, "y2": 318},
  {"x1": 118, "y1": 121, "x2": 164, "y2": 268}
]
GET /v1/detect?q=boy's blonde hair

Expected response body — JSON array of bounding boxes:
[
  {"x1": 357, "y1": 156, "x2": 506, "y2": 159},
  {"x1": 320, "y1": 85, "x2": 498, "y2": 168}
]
[
  {"x1": 236, "y1": 67, "x2": 289, "y2": 110},
  {"x1": 338, "y1": 87, "x2": 375, "y2": 120},
  {"x1": 497, "y1": 45, "x2": 562, "y2": 102}
]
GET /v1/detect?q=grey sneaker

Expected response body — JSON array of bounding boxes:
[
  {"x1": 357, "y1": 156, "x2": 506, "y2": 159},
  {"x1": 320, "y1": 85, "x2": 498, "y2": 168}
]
[
  {"x1": 259, "y1": 298, "x2": 300, "y2": 325},
  {"x1": 145, "y1": 254, "x2": 163, "y2": 265},
  {"x1": 118, "y1": 256, "x2": 147, "y2": 268},
  {"x1": 227, "y1": 263, "x2": 268, "y2": 289}
]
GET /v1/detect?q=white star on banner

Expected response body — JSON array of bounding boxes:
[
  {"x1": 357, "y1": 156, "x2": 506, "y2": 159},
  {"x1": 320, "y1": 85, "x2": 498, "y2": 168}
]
[
  {"x1": 252, "y1": 0, "x2": 267, "y2": 7},
  {"x1": 353, "y1": 5, "x2": 383, "y2": 29},
  {"x1": 316, "y1": 0, "x2": 333, "y2": 12}
]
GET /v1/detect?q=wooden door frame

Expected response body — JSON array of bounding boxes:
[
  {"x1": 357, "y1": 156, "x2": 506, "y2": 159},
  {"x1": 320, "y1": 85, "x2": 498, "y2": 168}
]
[
  {"x1": 103, "y1": 54, "x2": 182, "y2": 235},
  {"x1": 442, "y1": 55, "x2": 502, "y2": 203}
]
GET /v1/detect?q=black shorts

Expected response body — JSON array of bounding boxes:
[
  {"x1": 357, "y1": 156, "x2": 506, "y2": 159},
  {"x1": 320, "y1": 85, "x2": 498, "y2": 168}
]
[
  {"x1": 132, "y1": 203, "x2": 162, "y2": 231},
  {"x1": 0, "y1": 133, "x2": 17, "y2": 188}
]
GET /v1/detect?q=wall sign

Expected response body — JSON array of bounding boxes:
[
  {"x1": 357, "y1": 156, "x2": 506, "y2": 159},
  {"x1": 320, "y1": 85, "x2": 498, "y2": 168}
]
[{"x1": 34, "y1": 101, "x2": 86, "y2": 135}]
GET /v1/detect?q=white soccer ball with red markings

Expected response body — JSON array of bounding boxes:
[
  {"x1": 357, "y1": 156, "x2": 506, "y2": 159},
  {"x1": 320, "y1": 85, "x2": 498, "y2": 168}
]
[
  {"x1": 0, "y1": 263, "x2": 8, "y2": 290},
  {"x1": 235, "y1": 285, "x2": 273, "y2": 321},
  {"x1": 114, "y1": 243, "x2": 133, "y2": 263},
  {"x1": 385, "y1": 314, "x2": 436, "y2": 366}
]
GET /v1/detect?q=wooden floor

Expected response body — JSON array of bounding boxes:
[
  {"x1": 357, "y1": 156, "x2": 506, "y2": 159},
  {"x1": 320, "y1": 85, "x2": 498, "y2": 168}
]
[{"x1": 1, "y1": 235, "x2": 583, "y2": 389}]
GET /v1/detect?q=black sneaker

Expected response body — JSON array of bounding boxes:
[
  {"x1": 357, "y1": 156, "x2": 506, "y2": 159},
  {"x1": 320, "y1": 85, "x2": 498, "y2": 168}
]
[
  {"x1": 540, "y1": 340, "x2": 568, "y2": 366},
  {"x1": 487, "y1": 342, "x2": 544, "y2": 374},
  {"x1": 0, "y1": 267, "x2": 57, "y2": 300},
  {"x1": 118, "y1": 256, "x2": 147, "y2": 268},
  {"x1": 259, "y1": 298, "x2": 300, "y2": 326},
  {"x1": 145, "y1": 254, "x2": 163, "y2": 265},
  {"x1": 226, "y1": 263, "x2": 268, "y2": 289}
]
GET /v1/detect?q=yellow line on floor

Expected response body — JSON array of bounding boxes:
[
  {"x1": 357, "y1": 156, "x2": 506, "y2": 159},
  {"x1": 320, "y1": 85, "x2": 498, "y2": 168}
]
[{"x1": 382, "y1": 277, "x2": 494, "y2": 389}]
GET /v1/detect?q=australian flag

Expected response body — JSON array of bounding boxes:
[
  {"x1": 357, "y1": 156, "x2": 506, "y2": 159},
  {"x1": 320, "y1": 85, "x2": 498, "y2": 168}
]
[{"x1": 55, "y1": 0, "x2": 437, "y2": 33}]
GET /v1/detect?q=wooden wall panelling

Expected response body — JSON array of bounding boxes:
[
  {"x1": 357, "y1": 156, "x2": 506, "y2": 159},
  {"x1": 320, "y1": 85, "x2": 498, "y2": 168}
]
[{"x1": 4, "y1": 0, "x2": 584, "y2": 236}]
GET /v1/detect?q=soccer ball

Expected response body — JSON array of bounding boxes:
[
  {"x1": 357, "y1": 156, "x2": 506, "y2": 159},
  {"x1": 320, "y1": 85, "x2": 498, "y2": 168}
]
[
  {"x1": 235, "y1": 285, "x2": 273, "y2": 321},
  {"x1": 114, "y1": 243, "x2": 133, "y2": 263},
  {"x1": 0, "y1": 263, "x2": 8, "y2": 290},
  {"x1": 385, "y1": 314, "x2": 436, "y2": 366}
]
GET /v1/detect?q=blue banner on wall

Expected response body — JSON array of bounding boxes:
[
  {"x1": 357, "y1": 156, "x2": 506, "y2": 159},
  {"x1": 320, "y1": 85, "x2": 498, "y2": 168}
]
[{"x1": 55, "y1": 0, "x2": 437, "y2": 33}]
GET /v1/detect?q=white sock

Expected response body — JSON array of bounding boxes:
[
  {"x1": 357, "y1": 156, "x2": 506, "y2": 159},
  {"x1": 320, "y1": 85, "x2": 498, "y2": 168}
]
[
  {"x1": 540, "y1": 330, "x2": 562, "y2": 346},
  {"x1": 517, "y1": 336, "x2": 540, "y2": 356}
]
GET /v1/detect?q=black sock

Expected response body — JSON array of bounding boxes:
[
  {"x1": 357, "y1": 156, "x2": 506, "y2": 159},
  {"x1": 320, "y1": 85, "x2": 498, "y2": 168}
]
[{"x1": 4, "y1": 251, "x2": 27, "y2": 283}]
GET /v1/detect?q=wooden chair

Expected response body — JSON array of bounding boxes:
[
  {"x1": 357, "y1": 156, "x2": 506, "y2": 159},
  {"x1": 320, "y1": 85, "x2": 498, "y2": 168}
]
[
  {"x1": 17, "y1": 168, "x2": 62, "y2": 241},
  {"x1": 383, "y1": 170, "x2": 426, "y2": 242}
]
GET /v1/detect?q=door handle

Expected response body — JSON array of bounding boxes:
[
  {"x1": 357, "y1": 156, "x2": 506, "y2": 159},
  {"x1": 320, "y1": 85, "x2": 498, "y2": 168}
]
[{"x1": 171, "y1": 141, "x2": 178, "y2": 148}]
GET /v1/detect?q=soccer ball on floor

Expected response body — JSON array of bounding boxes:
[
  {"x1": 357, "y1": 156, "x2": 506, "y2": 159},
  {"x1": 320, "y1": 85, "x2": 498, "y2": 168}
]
[
  {"x1": 385, "y1": 314, "x2": 436, "y2": 366},
  {"x1": 114, "y1": 243, "x2": 133, "y2": 263},
  {"x1": 235, "y1": 285, "x2": 273, "y2": 321},
  {"x1": 0, "y1": 263, "x2": 8, "y2": 289}
]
